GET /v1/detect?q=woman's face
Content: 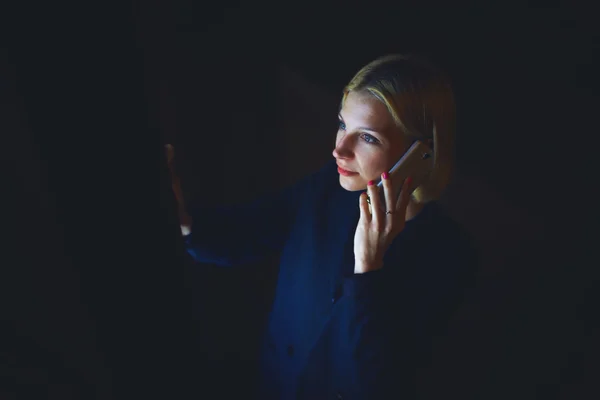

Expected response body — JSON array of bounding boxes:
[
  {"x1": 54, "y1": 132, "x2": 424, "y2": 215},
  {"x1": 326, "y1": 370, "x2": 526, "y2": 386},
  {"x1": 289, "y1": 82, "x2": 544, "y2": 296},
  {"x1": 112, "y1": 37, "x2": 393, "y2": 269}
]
[{"x1": 333, "y1": 90, "x2": 409, "y2": 191}]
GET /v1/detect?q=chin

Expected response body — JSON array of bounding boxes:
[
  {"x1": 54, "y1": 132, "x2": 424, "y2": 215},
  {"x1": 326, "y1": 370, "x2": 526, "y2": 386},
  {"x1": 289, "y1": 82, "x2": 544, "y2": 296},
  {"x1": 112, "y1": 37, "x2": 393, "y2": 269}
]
[{"x1": 338, "y1": 175, "x2": 367, "y2": 192}]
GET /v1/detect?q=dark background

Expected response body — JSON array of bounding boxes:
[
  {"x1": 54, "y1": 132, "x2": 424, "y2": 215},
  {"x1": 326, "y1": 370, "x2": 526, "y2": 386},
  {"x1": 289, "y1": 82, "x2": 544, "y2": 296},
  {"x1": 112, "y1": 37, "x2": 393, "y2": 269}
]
[{"x1": 2, "y1": 1, "x2": 597, "y2": 399}]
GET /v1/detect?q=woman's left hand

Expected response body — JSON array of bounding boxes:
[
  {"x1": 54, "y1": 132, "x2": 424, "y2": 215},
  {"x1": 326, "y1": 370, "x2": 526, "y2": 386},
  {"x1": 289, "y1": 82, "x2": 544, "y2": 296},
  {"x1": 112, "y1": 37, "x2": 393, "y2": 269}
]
[{"x1": 353, "y1": 174, "x2": 413, "y2": 274}]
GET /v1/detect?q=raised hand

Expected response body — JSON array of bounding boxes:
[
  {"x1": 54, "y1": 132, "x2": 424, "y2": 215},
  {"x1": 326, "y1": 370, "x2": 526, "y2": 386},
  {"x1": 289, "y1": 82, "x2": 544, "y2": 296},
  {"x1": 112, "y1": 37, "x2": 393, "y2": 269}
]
[
  {"x1": 165, "y1": 144, "x2": 192, "y2": 236},
  {"x1": 353, "y1": 173, "x2": 413, "y2": 274}
]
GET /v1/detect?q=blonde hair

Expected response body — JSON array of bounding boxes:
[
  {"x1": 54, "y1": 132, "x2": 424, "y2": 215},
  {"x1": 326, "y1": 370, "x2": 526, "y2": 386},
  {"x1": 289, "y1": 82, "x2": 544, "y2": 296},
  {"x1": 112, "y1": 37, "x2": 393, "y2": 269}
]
[{"x1": 342, "y1": 54, "x2": 456, "y2": 203}]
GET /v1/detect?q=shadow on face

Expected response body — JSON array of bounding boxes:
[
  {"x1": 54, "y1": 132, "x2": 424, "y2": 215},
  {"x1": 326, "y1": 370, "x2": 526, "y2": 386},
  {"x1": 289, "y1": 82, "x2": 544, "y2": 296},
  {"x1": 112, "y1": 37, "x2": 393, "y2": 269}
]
[{"x1": 332, "y1": 90, "x2": 408, "y2": 191}]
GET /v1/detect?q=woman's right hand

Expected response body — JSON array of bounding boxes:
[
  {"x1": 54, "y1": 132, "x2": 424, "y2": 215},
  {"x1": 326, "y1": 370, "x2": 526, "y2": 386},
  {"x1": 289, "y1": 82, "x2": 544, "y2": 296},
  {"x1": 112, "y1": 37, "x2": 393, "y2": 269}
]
[{"x1": 165, "y1": 144, "x2": 192, "y2": 236}]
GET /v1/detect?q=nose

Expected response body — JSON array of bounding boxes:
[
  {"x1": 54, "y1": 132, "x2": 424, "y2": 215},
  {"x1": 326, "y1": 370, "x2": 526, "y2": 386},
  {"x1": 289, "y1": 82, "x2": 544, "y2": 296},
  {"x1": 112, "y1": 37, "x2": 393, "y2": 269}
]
[{"x1": 332, "y1": 133, "x2": 354, "y2": 160}]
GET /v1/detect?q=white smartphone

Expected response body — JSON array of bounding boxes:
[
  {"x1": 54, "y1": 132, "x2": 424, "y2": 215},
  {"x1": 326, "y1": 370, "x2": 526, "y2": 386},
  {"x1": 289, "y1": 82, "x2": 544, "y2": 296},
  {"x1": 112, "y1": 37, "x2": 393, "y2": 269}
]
[{"x1": 370, "y1": 140, "x2": 434, "y2": 208}]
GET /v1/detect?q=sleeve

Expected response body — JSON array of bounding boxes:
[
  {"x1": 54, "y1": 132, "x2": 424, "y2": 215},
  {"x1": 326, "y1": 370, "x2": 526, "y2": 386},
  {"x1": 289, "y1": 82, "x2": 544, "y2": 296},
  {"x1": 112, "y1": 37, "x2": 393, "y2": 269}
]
[
  {"x1": 326, "y1": 240, "x2": 479, "y2": 399},
  {"x1": 183, "y1": 163, "x2": 332, "y2": 266}
]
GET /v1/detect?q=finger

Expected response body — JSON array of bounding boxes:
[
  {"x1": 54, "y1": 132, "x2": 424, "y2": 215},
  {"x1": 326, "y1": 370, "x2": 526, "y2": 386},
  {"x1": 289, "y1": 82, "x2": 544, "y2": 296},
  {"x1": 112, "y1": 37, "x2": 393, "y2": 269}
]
[
  {"x1": 165, "y1": 145, "x2": 179, "y2": 181},
  {"x1": 381, "y1": 171, "x2": 395, "y2": 219},
  {"x1": 395, "y1": 176, "x2": 413, "y2": 220},
  {"x1": 359, "y1": 191, "x2": 372, "y2": 223},
  {"x1": 165, "y1": 144, "x2": 174, "y2": 165},
  {"x1": 367, "y1": 180, "x2": 383, "y2": 229}
]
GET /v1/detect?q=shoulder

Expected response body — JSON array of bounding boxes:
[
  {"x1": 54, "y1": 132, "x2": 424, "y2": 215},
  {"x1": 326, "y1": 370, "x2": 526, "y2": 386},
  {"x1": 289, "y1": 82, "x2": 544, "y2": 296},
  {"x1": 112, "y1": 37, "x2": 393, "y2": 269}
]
[
  {"x1": 263, "y1": 160, "x2": 338, "y2": 208},
  {"x1": 426, "y1": 203, "x2": 479, "y2": 278},
  {"x1": 290, "y1": 160, "x2": 341, "y2": 202},
  {"x1": 406, "y1": 202, "x2": 479, "y2": 275},
  {"x1": 422, "y1": 202, "x2": 474, "y2": 244},
  {"x1": 306, "y1": 160, "x2": 339, "y2": 190}
]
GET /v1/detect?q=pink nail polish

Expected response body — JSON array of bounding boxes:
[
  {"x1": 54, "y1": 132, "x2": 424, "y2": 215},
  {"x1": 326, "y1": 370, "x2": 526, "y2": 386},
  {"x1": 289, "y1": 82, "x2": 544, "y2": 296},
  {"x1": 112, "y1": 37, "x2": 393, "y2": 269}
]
[
  {"x1": 368, "y1": 180, "x2": 374, "y2": 186},
  {"x1": 382, "y1": 171, "x2": 389, "y2": 179}
]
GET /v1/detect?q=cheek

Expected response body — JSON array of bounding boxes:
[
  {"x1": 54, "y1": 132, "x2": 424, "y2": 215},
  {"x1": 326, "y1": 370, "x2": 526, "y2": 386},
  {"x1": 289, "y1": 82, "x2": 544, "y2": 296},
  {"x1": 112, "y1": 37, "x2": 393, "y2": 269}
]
[{"x1": 356, "y1": 147, "x2": 384, "y2": 172}]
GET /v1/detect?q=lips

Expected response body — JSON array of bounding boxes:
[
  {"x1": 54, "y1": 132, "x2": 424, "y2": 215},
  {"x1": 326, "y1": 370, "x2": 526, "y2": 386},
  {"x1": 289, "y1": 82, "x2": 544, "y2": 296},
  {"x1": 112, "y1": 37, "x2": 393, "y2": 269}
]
[{"x1": 337, "y1": 165, "x2": 358, "y2": 176}]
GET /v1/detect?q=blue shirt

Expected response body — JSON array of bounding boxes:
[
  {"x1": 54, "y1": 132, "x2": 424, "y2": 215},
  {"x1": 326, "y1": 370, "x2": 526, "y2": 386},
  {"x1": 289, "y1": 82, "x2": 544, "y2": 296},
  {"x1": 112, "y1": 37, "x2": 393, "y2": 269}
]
[{"x1": 185, "y1": 160, "x2": 477, "y2": 399}]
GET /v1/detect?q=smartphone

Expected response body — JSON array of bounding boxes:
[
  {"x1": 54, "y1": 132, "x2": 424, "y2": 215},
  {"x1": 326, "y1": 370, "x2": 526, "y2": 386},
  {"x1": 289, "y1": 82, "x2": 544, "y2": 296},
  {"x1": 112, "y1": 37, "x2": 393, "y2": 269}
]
[{"x1": 370, "y1": 140, "x2": 434, "y2": 209}]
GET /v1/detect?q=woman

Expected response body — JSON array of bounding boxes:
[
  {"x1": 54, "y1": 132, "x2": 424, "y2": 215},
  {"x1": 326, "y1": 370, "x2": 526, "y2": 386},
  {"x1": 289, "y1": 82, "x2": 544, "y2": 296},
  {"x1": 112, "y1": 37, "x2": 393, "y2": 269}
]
[{"x1": 167, "y1": 54, "x2": 477, "y2": 399}]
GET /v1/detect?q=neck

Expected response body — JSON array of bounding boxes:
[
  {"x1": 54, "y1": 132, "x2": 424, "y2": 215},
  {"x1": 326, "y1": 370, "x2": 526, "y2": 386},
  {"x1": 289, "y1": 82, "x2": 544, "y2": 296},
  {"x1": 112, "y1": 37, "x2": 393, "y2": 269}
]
[{"x1": 406, "y1": 199, "x2": 426, "y2": 221}]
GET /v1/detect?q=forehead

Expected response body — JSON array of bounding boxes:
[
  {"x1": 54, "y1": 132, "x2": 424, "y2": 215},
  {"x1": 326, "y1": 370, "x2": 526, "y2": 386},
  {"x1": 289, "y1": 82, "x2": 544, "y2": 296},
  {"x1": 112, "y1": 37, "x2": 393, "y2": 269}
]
[{"x1": 340, "y1": 90, "x2": 395, "y2": 132}]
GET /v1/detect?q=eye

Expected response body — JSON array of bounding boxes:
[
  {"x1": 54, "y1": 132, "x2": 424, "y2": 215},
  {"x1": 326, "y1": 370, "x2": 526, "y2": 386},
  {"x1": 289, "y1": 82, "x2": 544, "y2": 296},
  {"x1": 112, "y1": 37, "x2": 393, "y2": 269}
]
[
  {"x1": 338, "y1": 120, "x2": 346, "y2": 131},
  {"x1": 361, "y1": 133, "x2": 380, "y2": 144}
]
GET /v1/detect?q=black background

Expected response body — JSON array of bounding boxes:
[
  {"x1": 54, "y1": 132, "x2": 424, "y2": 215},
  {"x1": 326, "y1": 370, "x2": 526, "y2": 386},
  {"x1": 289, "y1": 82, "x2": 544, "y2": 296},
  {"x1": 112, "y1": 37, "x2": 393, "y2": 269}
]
[{"x1": 2, "y1": 1, "x2": 597, "y2": 399}]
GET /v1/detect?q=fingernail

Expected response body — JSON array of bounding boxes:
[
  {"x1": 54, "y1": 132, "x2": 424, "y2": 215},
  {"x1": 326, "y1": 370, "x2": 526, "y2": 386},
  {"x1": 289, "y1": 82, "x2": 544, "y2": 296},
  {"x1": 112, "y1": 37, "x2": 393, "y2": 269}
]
[
  {"x1": 368, "y1": 180, "x2": 375, "y2": 186},
  {"x1": 406, "y1": 177, "x2": 413, "y2": 186},
  {"x1": 382, "y1": 171, "x2": 389, "y2": 179}
]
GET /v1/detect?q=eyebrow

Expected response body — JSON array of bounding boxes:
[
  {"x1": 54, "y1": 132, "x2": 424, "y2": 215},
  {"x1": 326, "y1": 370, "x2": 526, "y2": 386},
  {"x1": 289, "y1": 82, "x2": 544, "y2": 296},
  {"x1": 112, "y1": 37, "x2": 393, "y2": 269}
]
[{"x1": 338, "y1": 113, "x2": 381, "y2": 134}]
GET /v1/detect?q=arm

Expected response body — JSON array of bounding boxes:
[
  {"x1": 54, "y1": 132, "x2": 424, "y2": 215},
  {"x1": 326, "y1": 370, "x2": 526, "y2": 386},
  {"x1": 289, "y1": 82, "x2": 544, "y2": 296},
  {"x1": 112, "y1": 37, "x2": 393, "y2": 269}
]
[
  {"x1": 183, "y1": 180, "x2": 306, "y2": 266},
  {"x1": 167, "y1": 144, "x2": 329, "y2": 266},
  {"x1": 328, "y1": 243, "x2": 478, "y2": 399}
]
